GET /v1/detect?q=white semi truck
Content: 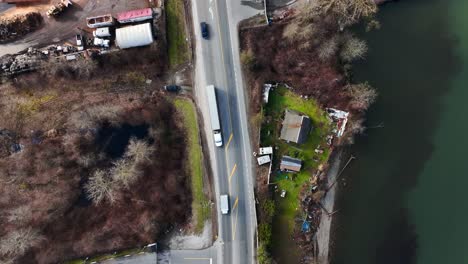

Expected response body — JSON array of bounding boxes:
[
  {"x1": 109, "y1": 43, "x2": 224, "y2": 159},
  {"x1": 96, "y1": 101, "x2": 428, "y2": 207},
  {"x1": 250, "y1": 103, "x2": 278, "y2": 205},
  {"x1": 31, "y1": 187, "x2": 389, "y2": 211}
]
[
  {"x1": 220, "y1": 194, "x2": 230, "y2": 215},
  {"x1": 206, "y1": 85, "x2": 223, "y2": 147}
]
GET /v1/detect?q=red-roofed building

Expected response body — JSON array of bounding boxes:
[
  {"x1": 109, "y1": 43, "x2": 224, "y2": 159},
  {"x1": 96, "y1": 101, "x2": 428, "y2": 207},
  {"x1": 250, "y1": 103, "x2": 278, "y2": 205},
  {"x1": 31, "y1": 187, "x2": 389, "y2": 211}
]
[{"x1": 116, "y1": 8, "x2": 153, "y2": 24}]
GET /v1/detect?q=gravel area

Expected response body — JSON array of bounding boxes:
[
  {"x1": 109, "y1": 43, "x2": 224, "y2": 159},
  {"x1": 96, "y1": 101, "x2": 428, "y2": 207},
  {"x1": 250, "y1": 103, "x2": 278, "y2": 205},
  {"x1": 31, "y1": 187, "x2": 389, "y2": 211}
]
[
  {"x1": 316, "y1": 150, "x2": 343, "y2": 264},
  {"x1": 169, "y1": 221, "x2": 213, "y2": 250}
]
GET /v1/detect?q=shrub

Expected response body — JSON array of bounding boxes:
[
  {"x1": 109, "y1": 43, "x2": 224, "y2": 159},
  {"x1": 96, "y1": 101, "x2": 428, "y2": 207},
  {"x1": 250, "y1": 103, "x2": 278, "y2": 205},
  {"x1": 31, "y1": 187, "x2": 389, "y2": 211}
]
[
  {"x1": 125, "y1": 138, "x2": 155, "y2": 163},
  {"x1": 317, "y1": 36, "x2": 339, "y2": 61},
  {"x1": 125, "y1": 71, "x2": 146, "y2": 86},
  {"x1": 261, "y1": 199, "x2": 276, "y2": 220},
  {"x1": 257, "y1": 243, "x2": 272, "y2": 264},
  {"x1": 68, "y1": 104, "x2": 123, "y2": 129},
  {"x1": 258, "y1": 223, "x2": 272, "y2": 247},
  {"x1": 7, "y1": 205, "x2": 32, "y2": 224},
  {"x1": 340, "y1": 34, "x2": 368, "y2": 62},
  {"x1": 0, "y1": 228, "x2": 44, "y2": 256},
  {"x1": 110, "y1": 158, "x2": 142, "y2": 188},
  {"x1": 240, "y1": 50, "x2": 257, "y2": 71},
  {"x1": 345, "y1": 82, "x2": 377, "y2": 110},
  {"x1": 84, "y1": 169, "x2": 116, "y2": 204}
]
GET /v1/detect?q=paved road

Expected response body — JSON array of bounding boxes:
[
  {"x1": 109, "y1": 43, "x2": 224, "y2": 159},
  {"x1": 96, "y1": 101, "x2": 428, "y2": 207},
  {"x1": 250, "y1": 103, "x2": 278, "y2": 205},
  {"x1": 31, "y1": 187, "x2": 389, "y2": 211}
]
[{"x1": 191, "y1": 0, "x2": 262, "y2": 263}]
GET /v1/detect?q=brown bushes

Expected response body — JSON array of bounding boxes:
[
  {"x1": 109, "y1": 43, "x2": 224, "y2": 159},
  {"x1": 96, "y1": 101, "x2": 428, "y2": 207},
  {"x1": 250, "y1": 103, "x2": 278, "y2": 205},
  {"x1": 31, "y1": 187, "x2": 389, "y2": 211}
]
[{"x1": 0, "y1": 97, "x2": 192, "y2": 263}]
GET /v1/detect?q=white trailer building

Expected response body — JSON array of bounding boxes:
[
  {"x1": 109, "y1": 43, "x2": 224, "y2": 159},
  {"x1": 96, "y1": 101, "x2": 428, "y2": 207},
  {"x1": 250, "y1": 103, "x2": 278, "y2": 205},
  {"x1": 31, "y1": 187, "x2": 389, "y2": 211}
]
[{"x1": 115, "y1": 23, "x2": 154, "y2": 49}]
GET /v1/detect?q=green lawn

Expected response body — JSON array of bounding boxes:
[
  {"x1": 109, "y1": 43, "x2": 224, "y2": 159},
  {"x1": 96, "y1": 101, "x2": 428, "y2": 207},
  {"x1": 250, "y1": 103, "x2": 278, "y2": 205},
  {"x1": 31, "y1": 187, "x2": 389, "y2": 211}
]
[
  {"x1": 261, "y1": 86, "x2": 332, "y2": 231},
  {"x1": 166, "y1": 0, "x2": 189, "y2": 67},
  {"x1": 174, "y1": 98, "x2": 210, "y2": 233}
]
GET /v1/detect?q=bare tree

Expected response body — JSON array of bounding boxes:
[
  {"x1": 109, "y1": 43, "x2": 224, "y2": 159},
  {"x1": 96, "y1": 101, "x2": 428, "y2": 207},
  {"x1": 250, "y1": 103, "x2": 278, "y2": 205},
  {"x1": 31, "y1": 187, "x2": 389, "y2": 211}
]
[
  {"x1": 346, "y1": 82, "x2": 377, "y2": 110},
  {"x1": 84, "y1": 169, "x2": 116, "y2": 204},
  {"x1": 68, "y1": 104, "x2": 123, "y2": 130},
  {"x1": 111, "y1": 158, "x2": 142, "y2": 188},
  {"x1": 317, "y1": 36, "x2": 339, "y2": 61},
  {"x1": 340, "y1": 34, "x2": 368, "y2": 62},
  {"x1": 7, "y1": 205, "x2": 32, "y2": 224},
  {"x1": 0, "y1": 228, "x2": 44, "y2": 257},
  {"x1": 125, "y1": 138, "x2": 154, "y2": 163},
  {"x1": 314, "y1": 0, "x2": 377, "y2": 28},
  {"x1": 282, "y1": 20, "x2": 301, "y2": 42}
]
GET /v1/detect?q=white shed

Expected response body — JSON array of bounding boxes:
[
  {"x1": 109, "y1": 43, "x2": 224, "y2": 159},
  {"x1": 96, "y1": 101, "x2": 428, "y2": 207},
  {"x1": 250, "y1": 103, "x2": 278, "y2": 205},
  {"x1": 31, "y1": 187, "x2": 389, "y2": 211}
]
[{"x1": 116, "y1": 23, "x2": 154, "y2": 49}]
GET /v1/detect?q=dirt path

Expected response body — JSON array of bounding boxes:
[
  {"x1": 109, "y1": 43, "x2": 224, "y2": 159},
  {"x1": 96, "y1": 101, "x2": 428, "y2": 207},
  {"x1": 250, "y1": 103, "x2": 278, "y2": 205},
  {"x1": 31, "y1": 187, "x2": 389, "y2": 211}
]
[{"x1": 316, "y1": 149, "x2": 343, "y2": 264}]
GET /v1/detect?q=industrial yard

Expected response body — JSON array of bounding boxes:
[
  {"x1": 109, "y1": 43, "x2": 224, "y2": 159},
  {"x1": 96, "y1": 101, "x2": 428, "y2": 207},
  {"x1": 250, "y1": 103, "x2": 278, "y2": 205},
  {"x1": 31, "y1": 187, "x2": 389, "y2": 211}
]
[{"x1": 0, "y1": 0, "x2": 204, "y2": 263}]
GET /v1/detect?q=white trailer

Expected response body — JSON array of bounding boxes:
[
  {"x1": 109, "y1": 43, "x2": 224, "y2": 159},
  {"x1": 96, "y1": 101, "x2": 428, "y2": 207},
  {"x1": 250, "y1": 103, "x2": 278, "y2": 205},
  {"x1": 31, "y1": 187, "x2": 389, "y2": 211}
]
[
  {"x1": 206, "y1": 85, "x2": 223, "y2": 147},
  {"x1": 220, "y1": 194, "x2": 229, "y2": 215}
]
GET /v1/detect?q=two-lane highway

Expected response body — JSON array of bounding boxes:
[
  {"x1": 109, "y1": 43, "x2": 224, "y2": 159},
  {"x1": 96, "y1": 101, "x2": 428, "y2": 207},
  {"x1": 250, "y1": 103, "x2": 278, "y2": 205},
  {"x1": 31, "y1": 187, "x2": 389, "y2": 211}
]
[{"x1": 190, "y1": 0, "x2": 261, "y2": 263}]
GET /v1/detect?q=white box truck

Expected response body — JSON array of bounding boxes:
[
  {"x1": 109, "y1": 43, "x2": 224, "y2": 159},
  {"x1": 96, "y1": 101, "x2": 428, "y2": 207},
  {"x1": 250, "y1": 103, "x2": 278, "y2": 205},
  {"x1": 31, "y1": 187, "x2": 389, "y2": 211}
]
[
  {"x1": 206, "y1": 85, "x2": 223, "y2": 147},
  {"x1": 220, "y1": 194, "x2": 229, "y2": 215}
]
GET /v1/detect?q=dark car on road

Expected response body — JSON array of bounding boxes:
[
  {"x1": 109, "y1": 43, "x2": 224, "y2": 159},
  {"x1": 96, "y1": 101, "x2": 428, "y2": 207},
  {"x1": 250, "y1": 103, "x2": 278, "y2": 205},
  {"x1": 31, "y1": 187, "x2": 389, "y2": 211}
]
[
  {"x1": 200, "y1": 22, "x2": 209, "y2": 39},
  {"x1": 164, "y1": 85, "x2": 181, "y2": 93}
]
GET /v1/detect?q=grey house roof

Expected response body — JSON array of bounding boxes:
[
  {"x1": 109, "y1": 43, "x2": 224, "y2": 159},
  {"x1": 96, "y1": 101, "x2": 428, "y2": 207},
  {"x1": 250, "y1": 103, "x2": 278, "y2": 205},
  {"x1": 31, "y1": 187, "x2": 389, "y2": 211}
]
[
  {"x1": 280, "y1": 156, "x2": 302, "y2": 172},
  {"x1": 280, "y1": 109, "x2": 312, "y2": 144}
]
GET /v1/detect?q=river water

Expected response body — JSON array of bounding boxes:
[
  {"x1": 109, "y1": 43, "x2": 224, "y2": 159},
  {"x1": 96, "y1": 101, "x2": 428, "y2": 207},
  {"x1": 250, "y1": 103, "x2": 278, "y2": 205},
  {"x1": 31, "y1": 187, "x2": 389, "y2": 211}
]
[{"x1": 332, "y1": 0, "x2": 468, "y2": 263}]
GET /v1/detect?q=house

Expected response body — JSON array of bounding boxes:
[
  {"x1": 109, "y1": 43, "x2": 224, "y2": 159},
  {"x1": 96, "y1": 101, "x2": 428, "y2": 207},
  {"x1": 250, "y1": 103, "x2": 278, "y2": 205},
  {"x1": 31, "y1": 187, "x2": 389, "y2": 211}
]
[
  {"x1": 280, "y1": 109, "x2": 312, "y2": 144},
  {"x1": 280, "y1": 156, "x2": 302, "y2": 172},
  {"x1": 115, "y1": 23, "x2": 154, "y2": 49}
]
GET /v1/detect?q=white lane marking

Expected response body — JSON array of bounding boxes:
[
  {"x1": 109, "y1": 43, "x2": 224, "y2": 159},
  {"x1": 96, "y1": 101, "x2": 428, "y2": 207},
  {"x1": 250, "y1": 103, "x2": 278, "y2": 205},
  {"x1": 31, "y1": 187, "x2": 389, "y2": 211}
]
[{"x1": 209, "y1": 7, "x2": 214, "y2": 21}]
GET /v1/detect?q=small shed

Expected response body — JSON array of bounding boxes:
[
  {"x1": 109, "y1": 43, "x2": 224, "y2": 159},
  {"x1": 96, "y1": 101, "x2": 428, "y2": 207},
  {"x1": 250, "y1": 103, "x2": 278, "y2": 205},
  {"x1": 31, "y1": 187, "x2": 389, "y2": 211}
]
[
  {"x1": 117, "y1": 8, "x2": 153, "y2": 24},
  {"x1": 280, "y1": 109, "x2": 312, "y2": 144},
  {"x1": 116, "y1": 23, "x2": 154, "y2": 49},
  {"x1": 280, "y1": 156, "x2": 302, "y2": 172}
]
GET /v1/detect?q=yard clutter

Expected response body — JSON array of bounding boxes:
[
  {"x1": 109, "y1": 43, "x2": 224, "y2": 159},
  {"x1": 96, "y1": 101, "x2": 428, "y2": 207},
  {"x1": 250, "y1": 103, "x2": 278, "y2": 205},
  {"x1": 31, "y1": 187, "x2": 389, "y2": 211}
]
[{"x1": 0, "y1": 12, "x2": 42, "y2": 43}]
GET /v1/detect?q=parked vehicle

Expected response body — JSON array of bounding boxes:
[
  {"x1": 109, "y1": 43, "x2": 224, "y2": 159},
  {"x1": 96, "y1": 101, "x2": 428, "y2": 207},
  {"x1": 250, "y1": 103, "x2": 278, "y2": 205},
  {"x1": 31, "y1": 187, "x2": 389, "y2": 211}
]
[
  {"x1": 220, "y1": 194, "x2": 229, "y2": 215},
  {"x1": 75, "y1": 34, "x2": 83, "y2": 46},
  {"x1": 164, "y1": 85, "x2": 181, "y2": 93},
  {"x1": 46, "y1": 0, "x2": 72, "y2": 18},
  {"x1": 206, "y1": 85, "x2": 223, "y2": 147},
  {"x1": 280, "y1": 189, "x2": 286, "y2": 198},
  {"x1": 200, "y1": 22, "x2": 209, "y2": 39},
  {"x1": 93, "y1": 27, "x2": 112, "y2": 38}
]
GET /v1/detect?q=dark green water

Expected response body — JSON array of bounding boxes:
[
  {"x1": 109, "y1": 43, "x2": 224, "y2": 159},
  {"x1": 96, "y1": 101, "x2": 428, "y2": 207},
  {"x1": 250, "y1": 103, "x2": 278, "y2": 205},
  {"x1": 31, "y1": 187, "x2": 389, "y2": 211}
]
[{"x1": 332, "y1": 0, "x2": 468, "y2": 263}]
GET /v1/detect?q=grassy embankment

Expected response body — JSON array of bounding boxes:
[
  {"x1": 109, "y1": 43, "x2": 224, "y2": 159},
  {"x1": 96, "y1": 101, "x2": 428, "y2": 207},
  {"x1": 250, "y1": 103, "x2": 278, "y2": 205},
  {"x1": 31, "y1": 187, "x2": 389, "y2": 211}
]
[
  {"x1": 261, "y1": 86, "x2": 332, "y2": 230},
  {"x1": 174, "y1": 98, "x2": 210, "y2": 233},
  {"x1": 166, "y1": 0, "x2": 189, "y2": 67}
]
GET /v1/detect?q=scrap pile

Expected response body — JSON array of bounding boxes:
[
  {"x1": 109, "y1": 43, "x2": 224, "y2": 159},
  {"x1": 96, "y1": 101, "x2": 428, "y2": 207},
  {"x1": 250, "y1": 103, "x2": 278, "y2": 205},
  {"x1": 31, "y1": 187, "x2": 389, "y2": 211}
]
[
  {"x1": 0, "y1": 12, "x2": 42, "y2": 43},
  {"x1": 0, "y1": 48, "x2": 45, "y2": 75}
]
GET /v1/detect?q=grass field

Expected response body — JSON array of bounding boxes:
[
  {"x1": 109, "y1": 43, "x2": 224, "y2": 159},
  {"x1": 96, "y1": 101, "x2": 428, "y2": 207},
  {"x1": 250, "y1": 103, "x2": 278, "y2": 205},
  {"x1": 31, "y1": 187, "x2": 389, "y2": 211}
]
[
  {"x1": 174, "y1": 98, "x2": 210, "y2": 233},
  {"x1": 166, "y1": 0, "x2": 189, "y2": 67},
  {"x1": 261, "y1": 86, "x2": 332, "y2": 231}
]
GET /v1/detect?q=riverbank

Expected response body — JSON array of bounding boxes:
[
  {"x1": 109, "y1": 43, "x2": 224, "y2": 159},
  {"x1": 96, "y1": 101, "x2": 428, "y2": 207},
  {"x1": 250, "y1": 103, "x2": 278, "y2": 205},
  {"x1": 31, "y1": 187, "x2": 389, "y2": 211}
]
[{"x1": 316, "y1": 150, "x2": 343, "y2": 264}]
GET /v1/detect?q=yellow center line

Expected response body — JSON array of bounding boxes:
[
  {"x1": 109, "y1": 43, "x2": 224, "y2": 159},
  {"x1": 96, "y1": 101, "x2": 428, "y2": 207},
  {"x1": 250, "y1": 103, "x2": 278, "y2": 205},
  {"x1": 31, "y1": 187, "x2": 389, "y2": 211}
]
[
  {"x1": 232, "y1": 196, "x2": 239, "y2": 240},
  {"x1": 229, "y1": 163, "x2": 237, "y2": 183},
  {"x1": 232, "y1": 197, "x2": 239, "y2": 210},
  {"x1": 225, "y1": 133, "x2": 234, "y2": 149}
]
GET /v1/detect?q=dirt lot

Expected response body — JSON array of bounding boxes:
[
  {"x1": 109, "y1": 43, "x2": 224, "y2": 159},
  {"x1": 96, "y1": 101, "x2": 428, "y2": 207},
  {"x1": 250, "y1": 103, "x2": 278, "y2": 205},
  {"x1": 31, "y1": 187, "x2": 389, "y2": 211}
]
[
  {"x1": 0, "y1": 42, "x2": 194, "y2": 263},
  {"x1": 0, "y1": 0, "x2": 150, "y2": 55}
]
